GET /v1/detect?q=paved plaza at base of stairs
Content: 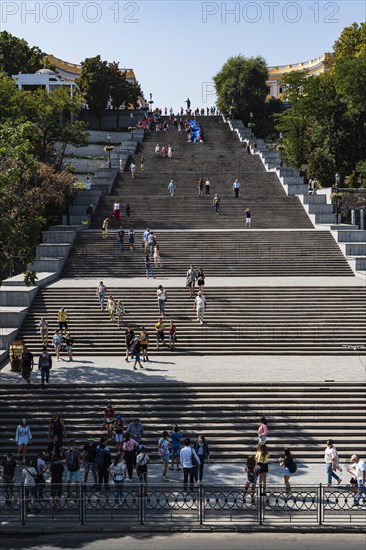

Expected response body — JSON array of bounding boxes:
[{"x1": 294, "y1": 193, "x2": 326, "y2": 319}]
[
  {"x1": 48, "y1": 276, "x2": 365, "y2": 288},
  {"x1": 8, "y1": 457, "x2": 355, "y2": 490},
  {"x1": 2, "y1": 354, "x2": 365, "y2": 385}
]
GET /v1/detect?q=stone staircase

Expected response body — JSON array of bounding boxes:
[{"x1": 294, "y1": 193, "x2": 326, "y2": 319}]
[
  {"x1": 91, "y1": 117, "x2": 313, "y2": 230},
  {"x1": 0, "y1": 383, "x2": 364, "y2": 462},
  {"x1": 17, "y1": 286, "x2": 366, "y2": 356},
  {"x1": 12, "y1": 116, "x2": 365, "y2": 361},
  {"x1": 2, "y1": 115, "x2": 366, "y2": 480},
  {"x1": 61, "y1": 230, "x2": 353, "y2": 279}
]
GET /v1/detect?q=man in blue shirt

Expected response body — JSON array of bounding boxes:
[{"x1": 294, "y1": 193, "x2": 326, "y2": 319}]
[
  {"x1": 143, "y1": 228, "x2": 150, "y2": 252},
  {"x1": 127, "y1": 418, "x2": 144, "y2": 443},
  {"x1": 233, "y1": 178, "x2": 241, "y2": 198}
]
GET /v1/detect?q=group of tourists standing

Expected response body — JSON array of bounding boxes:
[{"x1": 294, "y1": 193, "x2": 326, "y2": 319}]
[
  {"x1": 241, "y1": 417, "x2": 298, "y2": 502},
  {"x1": 2, "y1": 410, "x2": 365, "y2": 511}
]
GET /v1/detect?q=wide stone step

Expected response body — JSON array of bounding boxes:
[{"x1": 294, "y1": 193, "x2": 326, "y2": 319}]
[
  {"x1": 16, "y1": 287, "x2": 366, "y2": 356},
  {"x1": 1, "y1": 382, "x2": 364, "y2": 460},
  {"x1": 61, "y1": 230, "x2": 353, "y2": 278}
]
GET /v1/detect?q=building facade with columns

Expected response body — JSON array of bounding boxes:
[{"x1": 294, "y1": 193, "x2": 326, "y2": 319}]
[{"x1": 267, "y1": 53, "x2": 333, "y2": 99}]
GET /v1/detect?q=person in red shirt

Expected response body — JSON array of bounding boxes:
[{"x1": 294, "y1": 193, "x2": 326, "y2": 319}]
[
  {"x1": 103, "y1": 403, "x2": 115, "y2": 436},
  {"x1": 169, "y1": 321, "x2": 177, "y2": 350}
]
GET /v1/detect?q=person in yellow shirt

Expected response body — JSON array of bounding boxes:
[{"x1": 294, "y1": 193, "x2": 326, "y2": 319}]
[
  {"x1": 255, "y1": 443, "x2": 270, "y2": 493},
  {"x1": 155, "y1": 318, "x2": 165, "y2": 350},
  {"x1": 57, "y1": 308, "x2": 68, "y2": 334},
  {"x1": 140, "y1": 327, "x2": 149, "y2": 362}
]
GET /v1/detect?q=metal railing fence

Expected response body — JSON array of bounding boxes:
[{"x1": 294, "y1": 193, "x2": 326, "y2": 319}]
[{"x1": 0, "y1": 483, "x2": 364, "y2": 527}]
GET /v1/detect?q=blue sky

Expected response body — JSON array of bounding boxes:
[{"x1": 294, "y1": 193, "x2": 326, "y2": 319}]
[{"x1": 1, "y1": 1, "x2": 365, "y2": 110}]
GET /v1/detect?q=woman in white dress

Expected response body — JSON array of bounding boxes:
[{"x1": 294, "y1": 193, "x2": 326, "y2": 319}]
[{"x1": 168, "y1": 145, "x2": 173, "y2": 159}]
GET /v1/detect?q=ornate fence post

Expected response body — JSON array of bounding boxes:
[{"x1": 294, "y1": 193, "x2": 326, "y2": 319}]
[
  {"x1": 20, "y1": 484, "x2": 26, "y2": 525},
  {"x1": 79, "y1": 484, "x2": 85, "y2": 525},
  {"x1": 138, "y1": 483, "x2": 144, "y2": 525},
  {"x1": 198, "y1": 483, "x2": 203, "y2": 525},
  {"x1": 259, "y1": 484, "x2": 264, "y2": 525},
  {"x1": 318, "y1": 483, "x2": 323, "y2": 526}
]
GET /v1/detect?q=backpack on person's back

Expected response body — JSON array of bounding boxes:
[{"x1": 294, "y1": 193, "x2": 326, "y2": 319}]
[
  {"x1": 39, "y1": 352, "x2": 51, "y2": 369},
  {"x1": 95, "y1": 448, "x2": 105, "y2": 467}
]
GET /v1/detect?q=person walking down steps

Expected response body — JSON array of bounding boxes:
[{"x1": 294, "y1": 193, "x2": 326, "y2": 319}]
[
  {"x1": 145, "y1": 255, "x2": 155, "y2": 279},
  {"x1": 168, "y1": 179, "x2": 176, "y2": 197},
  {"x1": 38, "y1": 346, "x2": 52, "y2": 387},
  {"x1": 193, "y1": 291, "x2": 206, "y2": 325},
  {"x1": 233, "y1": 178, "x2": 241, "y2": 198},
  {"x1": 213, "y1": 194, "x2": 220, "y2": 214},
  {"x1": 245, "y1": 208, "x2": 251, "y2": 228}
]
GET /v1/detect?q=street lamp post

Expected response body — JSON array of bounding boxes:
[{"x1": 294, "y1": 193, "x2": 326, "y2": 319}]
[
  {"x1": 148, "y1": 93, "x2": 154, "y2": 113},
  {"x1": 107, "y1": 133, "x2": 111, "y2": 168},
  {"x1": 130, "y1": 113, "x2": 134, "y2": 139},
  {"x1": 334, "y1": 172, "x2": 341, "y2": 224}
]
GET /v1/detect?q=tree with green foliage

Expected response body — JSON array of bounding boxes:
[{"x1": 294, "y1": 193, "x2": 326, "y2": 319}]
[
  {"x1": 304, "y1": 74, "x2": 352, "y2": 183},
  {"x1": 333, "y1": 54, "x2": 366, "y2": 115},
  {"x1": 214, "y1": 55, "x2": 269, "y2": 131},
  {"x1": 108, "y1": 62, "x2": 141, "y2": 127},
  {"x1": 0, "y1": 72, "x2": 18, "y2": 122},
  {"x1": 275, "y1": 58, "x2": 366, "y2": 184},
  {"x1": 109, "y1": 62, "x2": 129, "y2": 110},
  {"x1": 12, "y1": 87, "x2": 88, "y2": 166},
  {"x1": 0, "y1": 34, "x2": 91, "y2": 282},
  {"x1": 125, "y1": 81, "x2": 142, "y2": 109},
  {"x1": 332, "y1": 22, "x2": 366, "y2": 62},
  {"x1": 260, "y1": 97, "x2": 284, "y2": 141},
  {"x1": 0, "y1": 31, "x2": 49, "y2": 76},
  {"x1": 77, "y1": 56, "x2": 110, "y2": 128},
  {"x1": 0, "y1": 122, "x2": 75, "y2": 282},
  {"x1": 354, "y1": 161, "x2": 366, "y2": 188},
  {"x1": 274, "y1": 70, "x2": 311, "y2": 169}
]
